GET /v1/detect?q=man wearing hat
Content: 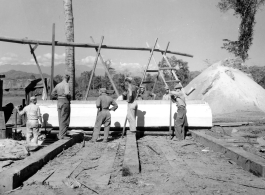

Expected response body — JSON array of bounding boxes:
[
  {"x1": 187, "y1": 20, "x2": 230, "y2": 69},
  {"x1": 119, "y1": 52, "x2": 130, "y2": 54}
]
[
  {"x1": 51, "y1": 72, "x2": 71, "y2": 139},
  {"x1": 16, "y1": 96, "x2": 42, "y2": 145},
  {"x1": 90, "y1": 88, "x2": 118, "y2": 143},
  {"x1": 124, "y1": 77, "x2": 138, "y2": 132},
  {"x1": 169, "y1": 83, "x2": 187, "y2": 140},
  {"x1": 137, "y1": 85, "x2": 156, "y2": 100},
  {"x1": 162, "y1": 86, "x2": 171, "y2": 100}
]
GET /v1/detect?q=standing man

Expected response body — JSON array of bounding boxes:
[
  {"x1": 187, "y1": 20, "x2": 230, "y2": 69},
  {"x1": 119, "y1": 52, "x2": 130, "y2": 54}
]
[
  {"x1": 91, "y1": 88, "x2": 118, "y2": 143},
  {"x1": 162, "y1": 86, "x2": 171, "y2": 100},
  {"x1": 137, "y1": 85, "x2": 156, "y2": 100},
  {"x1": 51, "y1": 73, "x2": 71, "y2": 140},
  {"x1": 16, "y1": 96, "x2": 42, "y2": 145},
  {"x1": 169, "y1": 83, "x2": 187, "y2": 140},
  {"x1": 125, "y1": 77, "x2": 138, "y2": 132}
]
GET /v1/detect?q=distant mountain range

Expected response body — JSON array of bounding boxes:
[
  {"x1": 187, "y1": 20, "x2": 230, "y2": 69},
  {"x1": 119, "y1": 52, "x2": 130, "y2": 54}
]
[{"x1": 0, "y1": 63, "x2": 105, "y2": 78}]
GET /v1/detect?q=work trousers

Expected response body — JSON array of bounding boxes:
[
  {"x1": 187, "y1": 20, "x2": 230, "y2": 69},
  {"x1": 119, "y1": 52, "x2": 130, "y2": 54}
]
[
  {"x1": 91, "y1": 109, "x2": 111, "y2": 141},
  {"x1": 26, "y1": 119, "x2": 39, "y2": 144},
  {"x1": 127, "y1": 101, "x2": 138, "y2": 132},
  {"x1": 174, "y1": 106, "x2": 187, "y2": 140},
  {"x1": 57, "y1": 98, "x2": 71, "y2": 139}
]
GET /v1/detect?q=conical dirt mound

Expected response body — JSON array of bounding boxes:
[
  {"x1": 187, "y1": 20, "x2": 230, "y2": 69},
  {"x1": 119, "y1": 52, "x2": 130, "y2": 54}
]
[{"x1": 185, "y1": 61, "x2": 265, "y2": 122}]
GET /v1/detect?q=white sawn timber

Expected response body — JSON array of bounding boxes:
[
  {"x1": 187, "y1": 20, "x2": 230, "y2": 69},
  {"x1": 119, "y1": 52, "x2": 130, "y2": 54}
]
[{"x1": 37, "y1": 100, "x2": 212, "y2": 128}]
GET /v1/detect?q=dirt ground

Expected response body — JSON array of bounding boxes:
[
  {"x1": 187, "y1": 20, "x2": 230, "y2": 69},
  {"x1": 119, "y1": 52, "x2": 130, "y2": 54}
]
[{"x1": 7, "y1": 135, "x2": 265, "y2": 195}]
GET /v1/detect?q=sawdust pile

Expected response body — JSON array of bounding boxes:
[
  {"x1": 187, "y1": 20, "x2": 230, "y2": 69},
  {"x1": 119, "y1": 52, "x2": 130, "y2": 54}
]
[
  {"x1": 0, "y1": 139, "x2": 27, "y2": 159},
  {"x1": 185, "y1": 61, "x2": 265, "y2": 121}
]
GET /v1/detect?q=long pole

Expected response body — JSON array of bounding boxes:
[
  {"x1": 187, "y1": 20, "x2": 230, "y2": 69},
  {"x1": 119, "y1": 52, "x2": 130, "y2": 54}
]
[
  {"x1": 136, "y1": 38, "x2": 158, "y2": 98},
  {"x1": 84, "y1": 36, "x2": 104, "y2": 100},
  {"x1": 90, "y1": 36, "x2": 119, "y2": 97},
  {"x1": 122, "y1": 39, "x2": 158, "y2": 136},
  {"x1": 29, "y1": 45, "x2": 48, "y2": 100},
  {"x1": 50, "y1": 23, "x2": 55, "y2": 98},
  {"x1": 169, "y1": 99, "x2": 172, "y2": 136},
  {"x1": 0, "y1": 36, "x2": 193, "y2": 58}
]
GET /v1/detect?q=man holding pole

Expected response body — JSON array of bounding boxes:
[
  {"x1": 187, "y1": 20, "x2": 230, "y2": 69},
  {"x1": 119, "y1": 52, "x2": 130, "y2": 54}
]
[
  {"x1": 169, "y1": 83, "x2": 187, "y2": 140},
  {"x1": 51, "y1": 72, "x2": 71, "y2": 140},
  {"x1": 90, "y1": 88, "x2": 118, "y2": 143},
  {"x1": 125, "y1": 77, "x2": 138, "y2": 132}
]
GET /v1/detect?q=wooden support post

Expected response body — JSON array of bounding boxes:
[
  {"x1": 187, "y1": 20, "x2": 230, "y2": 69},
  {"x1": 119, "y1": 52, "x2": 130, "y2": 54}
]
[
  {"x1": 169, "y1": 99, "x2": 172, "y2": 135},
  {"x1": 90, "y1": 36, "x2": 120, "y2": 97},
  {"x1": 50, "y1": 23, "x2": 55, "y2": 98},
  {"x1": 84, "y1": 36, "x2": 104, "y2": 100},
  {"x1": 29, "y1": 44, "x2": 48, "y2": 100}
]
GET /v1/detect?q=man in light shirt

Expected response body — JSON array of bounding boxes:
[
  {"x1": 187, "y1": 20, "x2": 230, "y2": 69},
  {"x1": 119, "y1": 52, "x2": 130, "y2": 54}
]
[
  {"x1": 169, "y1": 83, "x2": 187, "y2": 140},
  {"x1": 17, "y1": 96, "x2": 42, "y2": 145},
  {"x1": 51, "y1": 73, "x2": 71, "y2": 139},
  {"x1": 90, "y1": 88, "x2": 118, "y2": 143},
  {"x1": 125, "y1": 77, "x2": 138, "y2": 132},
  {"x1": 162, "y1": 86, "x2": 171, "y2": 100}
]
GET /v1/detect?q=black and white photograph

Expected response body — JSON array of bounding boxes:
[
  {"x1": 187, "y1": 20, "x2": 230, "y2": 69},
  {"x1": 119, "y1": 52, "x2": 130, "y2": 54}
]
[{"x1": 0, "y1": 0, "x2": 265, "y2": 194}]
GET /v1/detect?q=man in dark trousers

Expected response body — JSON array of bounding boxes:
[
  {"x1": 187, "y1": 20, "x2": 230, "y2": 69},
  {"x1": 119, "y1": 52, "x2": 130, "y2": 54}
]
[
  {"x1": 169, "y1": 83, "x2": 187, "y2": 140},
  {"x1": 51, "y1": 73, "x2": 71, "y2": 140},
  {"x1": 91, "y1": 88, "x2": 118, "y2": 143}
]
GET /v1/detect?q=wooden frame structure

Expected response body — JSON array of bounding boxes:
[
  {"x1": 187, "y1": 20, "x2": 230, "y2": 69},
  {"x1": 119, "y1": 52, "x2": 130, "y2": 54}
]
[{"x1": 0, "y1": 33, "x2": 193, "y2": 100}]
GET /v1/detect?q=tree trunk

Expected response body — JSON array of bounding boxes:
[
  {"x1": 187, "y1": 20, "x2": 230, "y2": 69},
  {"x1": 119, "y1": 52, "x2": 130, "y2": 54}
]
[{"x1": 63, "y1": 0, "x2": 75, "y2": 99}]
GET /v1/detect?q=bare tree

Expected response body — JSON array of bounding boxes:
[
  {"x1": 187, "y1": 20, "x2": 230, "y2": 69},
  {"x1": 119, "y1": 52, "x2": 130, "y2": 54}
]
[{"x1": 63, "y1": 0, "x2": 75, "y2": 99}]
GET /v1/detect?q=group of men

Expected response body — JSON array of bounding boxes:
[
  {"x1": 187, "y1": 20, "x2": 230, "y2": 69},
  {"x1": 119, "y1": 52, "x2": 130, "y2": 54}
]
[{"x1": 16, "y1": 73, "x2": 187, "y2": 145}]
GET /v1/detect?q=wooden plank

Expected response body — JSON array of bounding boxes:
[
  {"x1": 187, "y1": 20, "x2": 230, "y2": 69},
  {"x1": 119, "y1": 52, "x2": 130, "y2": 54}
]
[
  {"x1": 45, "y1": 160, "x2": 82, "y2": 187},
  {"x1": 0, "y1": 133, "x2": 83, "y2": 193},
  {"x1": 122, "y1": 132, "x2": 140, "y2": 176},
  {"x1": 0, "y1": 36, "x2": 193, "y2": 57},
  {"x1": 190, "y1": 130, "x2": 265, "y2": 177},
  {"x1": 91, "y1": 141, "x2": 120, "y2": 187},
  {"x1": 213, "y1": 122, "x2": 249, "y2": 127}
]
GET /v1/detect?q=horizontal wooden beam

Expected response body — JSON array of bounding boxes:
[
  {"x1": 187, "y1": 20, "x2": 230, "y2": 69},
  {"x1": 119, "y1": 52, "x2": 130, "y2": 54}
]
[{"x1": 0, "y1": 36, "x2": 193, "y2": 58}]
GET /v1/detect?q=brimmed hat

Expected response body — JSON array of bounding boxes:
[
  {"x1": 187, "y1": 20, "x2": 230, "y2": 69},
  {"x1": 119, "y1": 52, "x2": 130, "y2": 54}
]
[
  {"x1": 30, "y1": 96, "x2": 37, "y2": 101},
  {"x1": 125, "y1": 77, "x2": 133, "y2": 82},
  {"x1": 174, "y1": 84, "x2": 182, "y2": 89},
  {"x1": 64, "y1": 71, "x2": 71, "y2": 78},
  {"x1": 100, "y1": 88, "x2": 107, "y2": 93}
]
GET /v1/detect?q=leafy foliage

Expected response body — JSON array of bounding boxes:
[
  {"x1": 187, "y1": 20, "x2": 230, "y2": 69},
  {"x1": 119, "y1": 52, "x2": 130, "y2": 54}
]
[
  {"x1": 217, "y1": 0, "x2": 265, "y2": 61},
  {"x1": 158, "y1": 56, "x2": 190, "y2": 88}
]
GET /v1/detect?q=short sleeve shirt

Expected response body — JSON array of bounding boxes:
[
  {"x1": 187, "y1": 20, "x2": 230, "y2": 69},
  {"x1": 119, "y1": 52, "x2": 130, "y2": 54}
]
[{"x1": 19, "y1": 103, "x2": 41, "y2": 120}]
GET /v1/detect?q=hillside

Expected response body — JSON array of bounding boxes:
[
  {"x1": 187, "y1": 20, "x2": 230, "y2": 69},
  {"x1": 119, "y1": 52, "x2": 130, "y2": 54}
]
[
  {"x1": 1, "y1": 70, "x2": 50, "y2": 79},
  {"x1": 0, "y1": 64, "x2": 104, "y2": 77}
]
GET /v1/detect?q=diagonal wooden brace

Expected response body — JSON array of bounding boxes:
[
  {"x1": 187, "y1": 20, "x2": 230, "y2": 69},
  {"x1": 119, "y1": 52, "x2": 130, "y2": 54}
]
[
  {"x1": 84, "y1": 36, "x2": 104, "y2": 100},
  {"x1": 90, "y1": 36, "x2": 120, "y2": 97},
  {"x1": 28, "y1": 44, "x2": 47, "y2": 100}
]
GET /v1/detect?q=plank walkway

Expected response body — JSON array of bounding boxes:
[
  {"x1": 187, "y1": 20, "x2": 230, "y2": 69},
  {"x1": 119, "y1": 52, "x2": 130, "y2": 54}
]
[
  {"x1": 190, "y1": 130, "x2": 265, "y2": 177},
  {"x1": 0, "y1": 133, "x2": 83, "y2": 193},
  {"x1": 122, "y1": 131, "x2": 140, "y2": 176}
]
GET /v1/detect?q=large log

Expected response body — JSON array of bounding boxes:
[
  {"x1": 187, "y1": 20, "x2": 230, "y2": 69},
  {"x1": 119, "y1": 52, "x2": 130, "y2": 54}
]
[{"x1": 0, "y1": 36, "x2": 193, "y2": 57}]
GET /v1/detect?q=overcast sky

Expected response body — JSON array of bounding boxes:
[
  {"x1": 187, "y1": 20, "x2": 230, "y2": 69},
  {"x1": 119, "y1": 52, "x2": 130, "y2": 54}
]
[{"x1": 0, "y1": 0, "x2": 264, "y2": 75}]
